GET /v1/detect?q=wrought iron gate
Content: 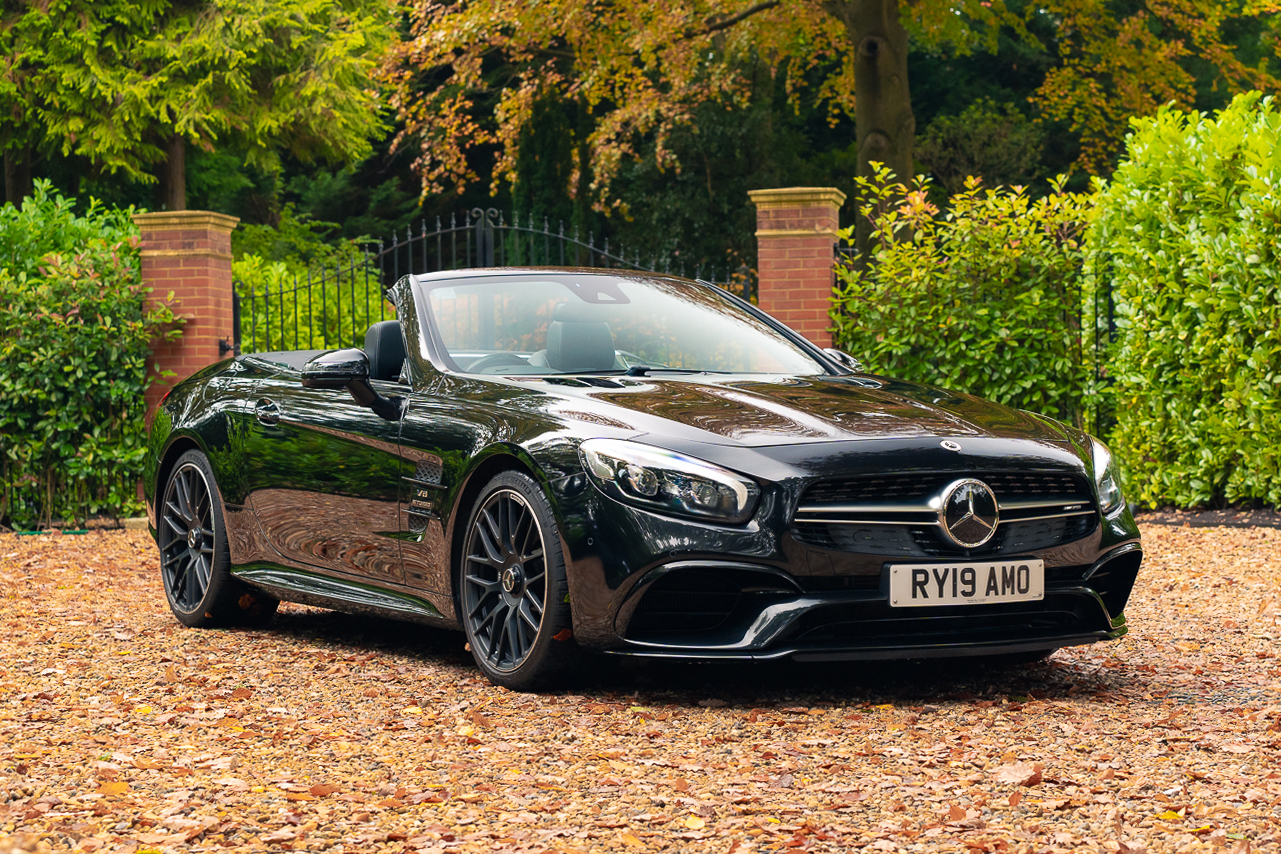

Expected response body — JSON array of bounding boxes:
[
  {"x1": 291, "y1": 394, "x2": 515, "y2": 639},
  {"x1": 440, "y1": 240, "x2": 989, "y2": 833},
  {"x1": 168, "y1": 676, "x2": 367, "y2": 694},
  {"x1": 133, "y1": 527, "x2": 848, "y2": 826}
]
[{"x1": 234, "y1": 208, "x2": 756, "y2": 354}]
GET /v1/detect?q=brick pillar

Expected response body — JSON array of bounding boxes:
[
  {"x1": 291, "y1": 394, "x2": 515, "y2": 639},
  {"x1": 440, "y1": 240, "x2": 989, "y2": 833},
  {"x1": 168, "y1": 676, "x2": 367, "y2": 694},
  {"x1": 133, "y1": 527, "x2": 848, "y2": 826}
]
[
  {"x1": 748, "y1": 187, "x2": 846, "y2": 348},
  {"x1": 132, "y1": 211, "x2": 239, "y2": 418}
]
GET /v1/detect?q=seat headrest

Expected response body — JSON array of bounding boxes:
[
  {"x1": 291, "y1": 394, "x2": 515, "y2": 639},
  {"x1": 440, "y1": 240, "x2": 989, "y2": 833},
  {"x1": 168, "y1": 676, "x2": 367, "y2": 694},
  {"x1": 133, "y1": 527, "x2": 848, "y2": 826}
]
[
  {"x1": 545, "y1": 317, "x2": 615, "y2": 373},
  {"x1": 364, "y1": 320, "x2": 406, "y2": 382},
  {"x1": 553, "y1": 301, "x2": 611, "y2": 322}
]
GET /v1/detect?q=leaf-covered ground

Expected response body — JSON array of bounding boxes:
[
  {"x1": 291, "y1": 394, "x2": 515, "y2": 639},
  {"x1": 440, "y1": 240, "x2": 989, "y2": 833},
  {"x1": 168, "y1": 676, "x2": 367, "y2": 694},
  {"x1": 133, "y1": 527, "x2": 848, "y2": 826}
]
[{"x1": 0, "y1": 522, "x2": 1278, "y2": 854}]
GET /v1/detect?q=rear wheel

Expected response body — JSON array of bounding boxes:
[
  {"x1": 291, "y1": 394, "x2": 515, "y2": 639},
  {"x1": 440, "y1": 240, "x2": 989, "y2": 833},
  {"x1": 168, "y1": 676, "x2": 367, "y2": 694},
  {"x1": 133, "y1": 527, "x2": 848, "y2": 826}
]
[
  {"x1": 459, "y1": 471, "x2": 578, "y2": 690},
  {"x1": 158, "y1": 449, "x2": 278, "y2": 627}
]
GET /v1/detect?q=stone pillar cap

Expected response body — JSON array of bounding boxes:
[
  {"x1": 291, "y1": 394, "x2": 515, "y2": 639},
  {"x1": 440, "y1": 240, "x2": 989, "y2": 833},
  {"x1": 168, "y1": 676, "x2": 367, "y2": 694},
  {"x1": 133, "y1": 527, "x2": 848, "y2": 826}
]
[
  {"x1": 132, "y1": 210, "x2": 241, "y2": 232},
  {"x1": 748, "y1": 187, "x2": 847, "y2": 209}
]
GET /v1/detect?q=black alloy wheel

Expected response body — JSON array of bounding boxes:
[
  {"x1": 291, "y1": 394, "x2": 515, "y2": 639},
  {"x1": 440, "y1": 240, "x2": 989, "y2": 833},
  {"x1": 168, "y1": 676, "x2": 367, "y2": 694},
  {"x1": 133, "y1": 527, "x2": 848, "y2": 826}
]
[
  {"x1": 158, "y1": 449, "x2": 277, "y2": 628},
  {"x1": 460, "y1": 471, "x2": 577, "y2": 689},
  {"x1": 160, "y1": 458, "x2": 216, "y2": 613}
]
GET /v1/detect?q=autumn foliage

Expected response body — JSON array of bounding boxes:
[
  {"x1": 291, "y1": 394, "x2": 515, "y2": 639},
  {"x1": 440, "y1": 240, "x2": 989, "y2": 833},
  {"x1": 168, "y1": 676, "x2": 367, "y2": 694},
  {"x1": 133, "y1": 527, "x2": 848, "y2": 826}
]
[{"x1": 383, "y1": 0, "x2": 1281, "y2": 210}]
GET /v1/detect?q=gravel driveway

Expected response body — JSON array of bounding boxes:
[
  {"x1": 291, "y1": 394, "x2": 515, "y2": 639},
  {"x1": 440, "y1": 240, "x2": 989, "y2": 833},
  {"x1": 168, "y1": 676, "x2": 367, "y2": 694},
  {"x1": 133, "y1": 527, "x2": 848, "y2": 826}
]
[{"x1": 0, "y1": 522, "x2": 1277, "y2": 853}]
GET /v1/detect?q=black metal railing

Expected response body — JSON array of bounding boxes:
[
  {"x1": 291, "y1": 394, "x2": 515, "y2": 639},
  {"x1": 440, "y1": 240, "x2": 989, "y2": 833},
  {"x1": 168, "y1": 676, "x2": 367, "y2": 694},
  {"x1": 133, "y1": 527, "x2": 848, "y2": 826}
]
[
  {"x1": 235, "y1": 208, "x2": 756, "y2": 354},
  {"x1": 233, "y1": 248, "x2": 388, "y2": 355}
]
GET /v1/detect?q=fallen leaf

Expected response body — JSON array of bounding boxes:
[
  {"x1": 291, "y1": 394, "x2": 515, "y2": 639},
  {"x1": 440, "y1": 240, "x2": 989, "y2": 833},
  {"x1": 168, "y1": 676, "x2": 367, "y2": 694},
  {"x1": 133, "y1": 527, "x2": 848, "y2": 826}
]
[
  {"x1": 994, "y1": 762, "x2": 1043, "y2": 786},
  {"x1": 260, "y1": 828, "x2": 296, "y2": 843}
]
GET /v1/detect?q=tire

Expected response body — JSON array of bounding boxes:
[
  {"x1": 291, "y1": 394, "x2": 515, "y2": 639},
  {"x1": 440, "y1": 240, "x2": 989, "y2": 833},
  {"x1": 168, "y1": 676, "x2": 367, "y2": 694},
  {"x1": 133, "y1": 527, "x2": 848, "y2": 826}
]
[
  {"x1": 459, "y1": 470, "x2": 580, "y2": 690},
  {"x1": 158, "y1": 449, "x2": 279, "y2": 628}
]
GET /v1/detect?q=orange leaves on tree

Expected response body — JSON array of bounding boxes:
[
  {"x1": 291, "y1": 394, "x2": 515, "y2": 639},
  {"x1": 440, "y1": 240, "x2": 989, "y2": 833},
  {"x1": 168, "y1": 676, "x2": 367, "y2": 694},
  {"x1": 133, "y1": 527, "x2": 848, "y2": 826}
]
[{"x1": 1033, "y1": 0, "x2": 1281, "y2": 174}]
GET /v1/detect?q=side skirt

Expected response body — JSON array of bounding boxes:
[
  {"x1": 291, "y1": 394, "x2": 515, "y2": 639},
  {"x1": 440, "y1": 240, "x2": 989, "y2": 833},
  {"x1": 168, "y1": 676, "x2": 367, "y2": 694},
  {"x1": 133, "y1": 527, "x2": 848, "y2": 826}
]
[{"x1": 233, "y1": 564, "x2": 460, "y2": 629}]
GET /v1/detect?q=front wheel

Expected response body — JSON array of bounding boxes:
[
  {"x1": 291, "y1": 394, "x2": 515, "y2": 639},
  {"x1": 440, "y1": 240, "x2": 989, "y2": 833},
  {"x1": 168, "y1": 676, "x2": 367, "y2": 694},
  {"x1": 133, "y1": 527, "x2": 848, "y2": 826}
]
[
  {"x1": 459, "y1": 471, "x2": 579, "y2": 690},
  {"x1": 158, "y1": 449, "x2": 278, "y2": 628}
]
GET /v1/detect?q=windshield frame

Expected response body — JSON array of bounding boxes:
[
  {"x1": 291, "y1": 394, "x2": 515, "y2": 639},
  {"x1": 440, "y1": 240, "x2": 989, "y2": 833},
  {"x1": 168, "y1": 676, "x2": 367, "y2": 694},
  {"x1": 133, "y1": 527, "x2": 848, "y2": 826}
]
[{"x1": 407, "y1": 269, "x2": 841, "y2": 379}]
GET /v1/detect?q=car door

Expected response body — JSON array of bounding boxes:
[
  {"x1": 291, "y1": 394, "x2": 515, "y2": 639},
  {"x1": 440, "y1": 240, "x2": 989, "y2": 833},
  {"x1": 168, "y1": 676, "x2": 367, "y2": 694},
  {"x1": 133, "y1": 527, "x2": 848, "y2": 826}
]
[{"x1": 242, "y1": 369, "x2": 406, "y2": 585}]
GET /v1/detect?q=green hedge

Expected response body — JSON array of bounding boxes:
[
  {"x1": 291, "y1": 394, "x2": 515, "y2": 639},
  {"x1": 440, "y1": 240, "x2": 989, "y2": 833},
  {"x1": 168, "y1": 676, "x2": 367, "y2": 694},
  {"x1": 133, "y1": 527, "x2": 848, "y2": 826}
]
[
  {"x1": 0, "y1": 183, "x2": 178, "y2": 530},
  {"x1": 1094, "y1": 93, "x2": 1281, "y2": 508},
  {"x1": 831, "y1": 167, "x2": 1096, "y2": 429}
]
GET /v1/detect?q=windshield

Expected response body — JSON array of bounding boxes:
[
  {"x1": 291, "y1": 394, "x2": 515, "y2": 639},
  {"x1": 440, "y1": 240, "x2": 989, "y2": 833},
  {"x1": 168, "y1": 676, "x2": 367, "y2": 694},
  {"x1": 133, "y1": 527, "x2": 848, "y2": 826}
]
[{"x1": 417, "y1": 274, "x2": 827, "y2": 376}]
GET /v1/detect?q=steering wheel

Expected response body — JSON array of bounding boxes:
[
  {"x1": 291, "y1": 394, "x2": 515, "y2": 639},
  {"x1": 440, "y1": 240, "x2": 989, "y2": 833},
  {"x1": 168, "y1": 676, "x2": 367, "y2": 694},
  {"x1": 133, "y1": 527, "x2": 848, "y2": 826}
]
[{"x1": 465, "y1": 352, "x2": 531, "y2": 373}]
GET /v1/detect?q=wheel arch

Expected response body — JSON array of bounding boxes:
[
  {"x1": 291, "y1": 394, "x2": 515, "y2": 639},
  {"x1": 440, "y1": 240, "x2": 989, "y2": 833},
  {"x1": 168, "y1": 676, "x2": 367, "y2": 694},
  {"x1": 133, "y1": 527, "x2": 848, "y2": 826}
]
[
  {"x1": 444, "y1": 445, "x2": 555, "y2": 618},
  {"x1": 151, "y1": 434, "x2": 208, "y2": 537}
]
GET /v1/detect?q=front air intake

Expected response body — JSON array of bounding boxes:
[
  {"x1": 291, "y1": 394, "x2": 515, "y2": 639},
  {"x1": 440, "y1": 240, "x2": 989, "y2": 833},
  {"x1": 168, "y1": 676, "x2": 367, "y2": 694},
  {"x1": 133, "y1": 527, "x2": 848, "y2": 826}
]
[
  {"x1": 1086, "y1": 550, "x2": 1143, "y2": 618},
  {"x1": 626, "y1": 570, "x2": 741, "y2": 637}
]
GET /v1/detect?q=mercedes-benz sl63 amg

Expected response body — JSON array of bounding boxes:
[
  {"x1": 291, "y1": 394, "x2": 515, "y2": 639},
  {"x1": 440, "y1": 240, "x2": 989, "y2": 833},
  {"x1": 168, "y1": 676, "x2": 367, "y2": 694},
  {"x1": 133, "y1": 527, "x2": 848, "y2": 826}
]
[{"x1": 145, "y1": 269, "x2": 1142, "y2": 689}]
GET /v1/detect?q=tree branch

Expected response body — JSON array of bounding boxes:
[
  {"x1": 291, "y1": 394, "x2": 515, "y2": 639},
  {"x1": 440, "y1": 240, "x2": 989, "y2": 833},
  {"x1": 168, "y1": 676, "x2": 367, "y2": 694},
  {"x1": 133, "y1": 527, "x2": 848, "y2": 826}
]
[{"x1": 684, "y1": 0, "x2": 781, "y2": 40}]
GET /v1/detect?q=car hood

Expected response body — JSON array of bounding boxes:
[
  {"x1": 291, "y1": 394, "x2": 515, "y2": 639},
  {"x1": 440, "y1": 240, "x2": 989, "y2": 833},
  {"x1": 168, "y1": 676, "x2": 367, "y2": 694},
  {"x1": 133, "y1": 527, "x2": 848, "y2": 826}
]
[{"x1": 514, "y1": 374, "x2": 1073, "y2": 448}]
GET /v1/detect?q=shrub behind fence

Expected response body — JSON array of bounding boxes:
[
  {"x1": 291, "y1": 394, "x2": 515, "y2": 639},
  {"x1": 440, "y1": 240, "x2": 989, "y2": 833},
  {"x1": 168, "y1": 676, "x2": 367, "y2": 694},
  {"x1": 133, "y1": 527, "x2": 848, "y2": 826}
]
[{"x1": 831, "y1": 167, "x2": 1097, "y2": 430}]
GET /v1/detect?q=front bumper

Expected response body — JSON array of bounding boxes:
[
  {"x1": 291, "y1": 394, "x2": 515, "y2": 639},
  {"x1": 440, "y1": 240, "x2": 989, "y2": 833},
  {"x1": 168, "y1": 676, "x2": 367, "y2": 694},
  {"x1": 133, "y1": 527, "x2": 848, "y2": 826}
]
[{"x1": 602, "y1": 544, "x2": 1141, "y2": 661}]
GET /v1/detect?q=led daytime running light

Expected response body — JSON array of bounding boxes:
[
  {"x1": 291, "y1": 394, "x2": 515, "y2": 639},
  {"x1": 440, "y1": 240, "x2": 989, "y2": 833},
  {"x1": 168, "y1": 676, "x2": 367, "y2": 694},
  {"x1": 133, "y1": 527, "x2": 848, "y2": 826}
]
[{"x1": 1091, "y1": 438, "x2": 1124, "y2": 514}]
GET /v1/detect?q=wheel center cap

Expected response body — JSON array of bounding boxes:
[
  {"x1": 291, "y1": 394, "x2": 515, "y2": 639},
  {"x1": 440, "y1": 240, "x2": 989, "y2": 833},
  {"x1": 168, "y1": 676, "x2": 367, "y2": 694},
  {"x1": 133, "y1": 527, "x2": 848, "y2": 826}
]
[
  {"x1": 501, "y1": 566, "x2": 524, "y2": 594},
  {"x1": 187, "y1": 528, "x2": 201, "y2": 549}
]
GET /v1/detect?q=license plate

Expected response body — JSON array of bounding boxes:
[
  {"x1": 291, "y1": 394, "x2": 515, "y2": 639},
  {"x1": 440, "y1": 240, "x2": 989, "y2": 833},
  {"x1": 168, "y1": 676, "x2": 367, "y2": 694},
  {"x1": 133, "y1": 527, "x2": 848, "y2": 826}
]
[{"x1": 889, "y1": 560, "x2": 1045, "y2": 607}]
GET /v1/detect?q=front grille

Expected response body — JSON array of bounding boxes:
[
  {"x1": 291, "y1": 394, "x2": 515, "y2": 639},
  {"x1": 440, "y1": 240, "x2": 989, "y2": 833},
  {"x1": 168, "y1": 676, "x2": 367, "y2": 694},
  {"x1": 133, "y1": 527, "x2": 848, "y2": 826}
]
[
  {"x1": 804, "y1": 475, "x2": 939, "y2": 504},
  {"x1": 803, "y1": 471, "x2": 1087, "y2": 504},
  {"x1": 794, "y1": 470, "x2": 1096, "y2": 557}
]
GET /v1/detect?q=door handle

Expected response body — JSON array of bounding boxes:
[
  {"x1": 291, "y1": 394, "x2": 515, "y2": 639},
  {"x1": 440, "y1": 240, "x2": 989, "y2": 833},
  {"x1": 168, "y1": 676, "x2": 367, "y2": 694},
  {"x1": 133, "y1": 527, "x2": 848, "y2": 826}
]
[{"x1": 255, "y1": 398, "x2": 280, "y2": 426}]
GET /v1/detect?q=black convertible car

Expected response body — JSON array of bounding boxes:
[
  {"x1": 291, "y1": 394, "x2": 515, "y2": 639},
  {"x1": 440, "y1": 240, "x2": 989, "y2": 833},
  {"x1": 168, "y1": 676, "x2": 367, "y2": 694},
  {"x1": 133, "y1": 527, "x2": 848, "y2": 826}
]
[{"x1": 145, "y1": 268, "x2": 1142, "y2": 689}]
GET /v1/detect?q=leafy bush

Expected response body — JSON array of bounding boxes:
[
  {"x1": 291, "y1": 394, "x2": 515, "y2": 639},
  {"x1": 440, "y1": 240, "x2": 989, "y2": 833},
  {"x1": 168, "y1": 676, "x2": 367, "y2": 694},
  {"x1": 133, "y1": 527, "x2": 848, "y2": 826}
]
[
  {"x1": 1092, "y1": 92, "x2": 1281, "y2": 508},
  {"x1": 831, "y1": 166, "x2": 1096, "y2": 428},
  {"x1": 232, "y1": 206, "x2": 392, "y2": 352},
  {"x1": 0, "y1": 182, "x2": 179, "y2": 530}
]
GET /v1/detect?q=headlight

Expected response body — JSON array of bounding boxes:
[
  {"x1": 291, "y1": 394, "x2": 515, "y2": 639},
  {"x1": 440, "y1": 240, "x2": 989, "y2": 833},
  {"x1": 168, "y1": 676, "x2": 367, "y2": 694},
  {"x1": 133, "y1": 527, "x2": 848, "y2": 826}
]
[
  {"x1": 1090, "y1": 438, "x2": 1124, "y2": 514},
  {"x1": 579, "y1": 438, "x2": 760, "y2": 523}
]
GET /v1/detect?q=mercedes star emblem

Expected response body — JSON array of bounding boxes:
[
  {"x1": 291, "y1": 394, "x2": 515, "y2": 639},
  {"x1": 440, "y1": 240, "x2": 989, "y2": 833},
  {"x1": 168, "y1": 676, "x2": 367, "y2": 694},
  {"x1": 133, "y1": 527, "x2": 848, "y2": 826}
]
[
  {"x1": 940, "y1": 440, "x2": 962, "y2": 452},
  {"x1": 938, "y1": 478, "x2": 999, "y2": 548}
]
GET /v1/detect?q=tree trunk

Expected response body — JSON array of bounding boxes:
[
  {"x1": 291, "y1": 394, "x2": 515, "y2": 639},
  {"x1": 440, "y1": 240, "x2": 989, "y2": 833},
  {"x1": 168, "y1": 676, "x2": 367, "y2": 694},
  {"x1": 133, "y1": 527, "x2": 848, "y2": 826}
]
[
  {"x1": 4, "y1": 145, "x2": 33, "y2": 206},
  {"x1": 572, "y1": 96, "x2": 593, "y2": 266},
  {"x1": 157, "y1": 136, "x2": 187, "y2": 211},
  {"x1": 822, "y1": 0, "x2": 915, "y2": 256}
]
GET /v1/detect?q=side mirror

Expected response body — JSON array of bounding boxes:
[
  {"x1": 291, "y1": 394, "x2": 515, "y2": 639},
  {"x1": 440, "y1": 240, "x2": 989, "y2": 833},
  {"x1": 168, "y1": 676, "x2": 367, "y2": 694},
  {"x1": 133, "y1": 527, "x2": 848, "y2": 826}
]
[
  {"x1": 301, "y1": 348, "x2": 401, "y2": 421},
  {"x1": 823, "y1": 347, "x2": 864, "y2": 374},
  {"x1": 301, "y1": 347, "x2": 370, "y2": 389}
]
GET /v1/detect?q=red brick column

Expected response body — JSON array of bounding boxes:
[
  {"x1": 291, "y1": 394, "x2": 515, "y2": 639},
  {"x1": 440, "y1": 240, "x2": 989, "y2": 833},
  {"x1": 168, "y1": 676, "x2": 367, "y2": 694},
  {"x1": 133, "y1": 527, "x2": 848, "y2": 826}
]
[
  {"x1": 132, "y1": 211, "x2": 239, "y2": 419},
  {"x1": 748, "y1": 187, "x2": 846, "y2": 348}
]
